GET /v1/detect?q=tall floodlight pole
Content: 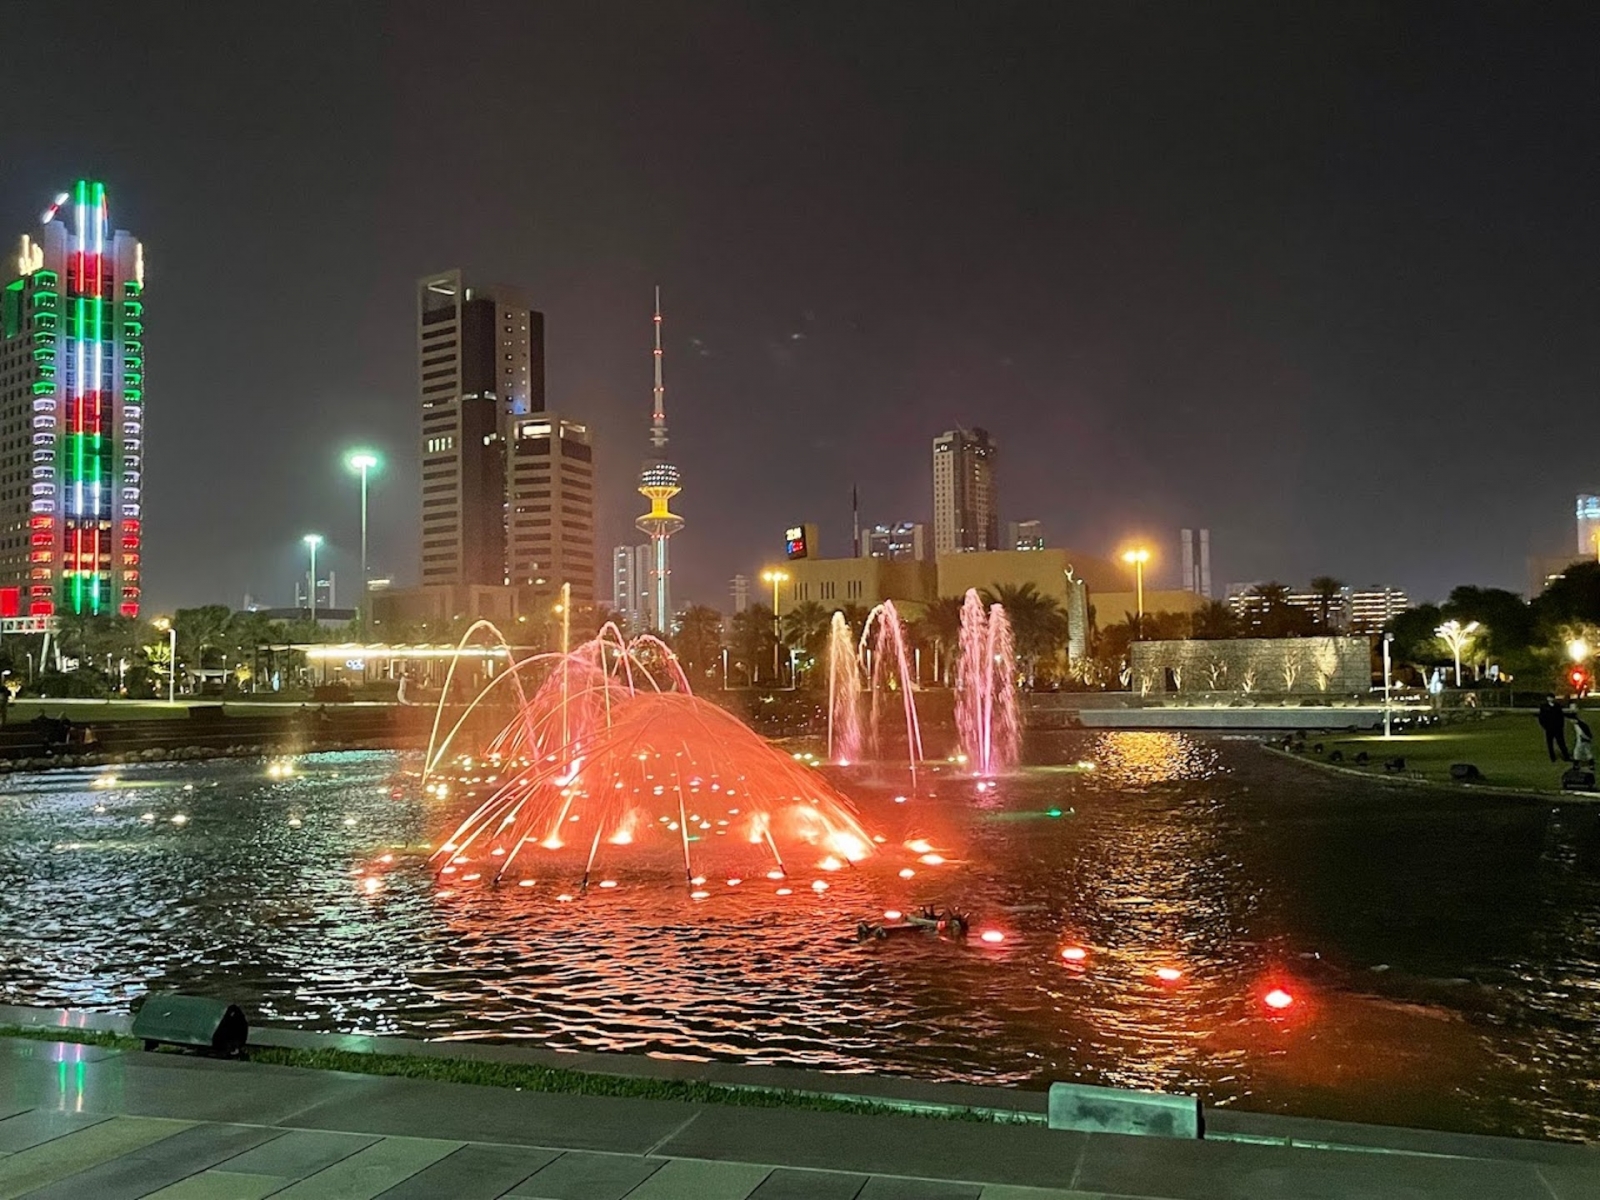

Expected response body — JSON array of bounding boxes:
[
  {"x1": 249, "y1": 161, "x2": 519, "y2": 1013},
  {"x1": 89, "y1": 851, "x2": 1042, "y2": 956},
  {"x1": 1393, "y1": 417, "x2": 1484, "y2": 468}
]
[
  {"x1": 762, "y1": 568, "x2": 789, "y2": 684},
  {"x1": 303, "y1": 534, "x2": 324, "y2": 623},
  {"x1": 344, "y1": 451, "x2": 380, "y2": 639},
  {"x1": 1121, "y1": 547, "x2": 1150, "y2": 638},
  {"x1": 636, "y1": 287, "x2": 683, "y2": 634},
  {"x1": 1382, "y1": 632, "x2": 1394, "y2": 739}
]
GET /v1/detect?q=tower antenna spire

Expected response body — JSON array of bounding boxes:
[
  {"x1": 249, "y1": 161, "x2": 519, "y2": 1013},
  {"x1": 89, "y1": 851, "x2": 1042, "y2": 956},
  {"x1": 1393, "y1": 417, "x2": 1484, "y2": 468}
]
[{"x1": 651, "y1": 285, "x2": 667, "y2": 450}]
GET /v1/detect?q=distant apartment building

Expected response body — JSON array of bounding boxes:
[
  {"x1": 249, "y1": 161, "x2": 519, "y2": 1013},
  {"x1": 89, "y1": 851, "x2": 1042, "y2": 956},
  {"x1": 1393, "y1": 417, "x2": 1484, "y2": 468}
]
[
  {"x1": 859, "y1": 521, "x2": 925, "y2": 561},
  {"x1": 415, "y1": 270, "x2": 593, "y2": 602},
  {"x1": 612, "y1": 543, "x2": 651, "y2": 630},
  {"x1": 1005, "y1": 519, "x2": 1044, "y2": 551},
  {"x1": 932, "y1": 428, "x2": 997, "y2": 553},
  {"x1": 729, "y1": 573, "x2": 750, "y2": 616},
  {"x1": 1579, "y1": 494, "x2": 1600, "y2": 558},
  {"x1": 1347, "y1": 585, "x2": 1409, "y2": 634},
  {"x1": 1228, "y1": 582, "x2": 1405, "y2": 634}
]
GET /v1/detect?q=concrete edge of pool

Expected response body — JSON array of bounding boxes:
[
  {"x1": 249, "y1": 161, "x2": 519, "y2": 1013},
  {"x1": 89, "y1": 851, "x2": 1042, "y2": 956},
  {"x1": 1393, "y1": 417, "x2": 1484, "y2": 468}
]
[{"x1": 3, "y1": 1001, "x2": 1597, "y2": 1197}]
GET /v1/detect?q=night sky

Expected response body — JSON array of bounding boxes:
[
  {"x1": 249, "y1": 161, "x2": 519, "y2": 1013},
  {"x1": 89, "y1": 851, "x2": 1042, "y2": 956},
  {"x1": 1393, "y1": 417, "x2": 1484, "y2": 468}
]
[{"x1": 4, "y1": 3, "x2": 1597, "y2": 613}]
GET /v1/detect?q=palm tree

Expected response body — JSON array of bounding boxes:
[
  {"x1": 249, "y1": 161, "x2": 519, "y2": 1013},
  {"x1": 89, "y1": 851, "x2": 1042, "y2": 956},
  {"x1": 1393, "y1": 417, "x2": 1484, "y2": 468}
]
[
  {"x1": 672, "y1": 604, "x2": 723, "y2": 681},
  {"x1": 1250, "y1": 582, "x2": 1312, "y2": 638},
  {"x1": 1309, "y1": 576, "x2": 1344, "y2": 631},
  {"x1": 913, "y1": 595, "x2": 965, "y2": 685},
  {"x1": 1192, "y1": 600, "x2": 1239, "y2": 640},
  {"x1": 981, "y1": 581, "x2": 1067, "y2": 685},
  {"x1": 780, "y1": 600, "x2": 832, "y2": 658},
  {"x1": 729, "y1": 604, "x2": 778, "y2": 686}
]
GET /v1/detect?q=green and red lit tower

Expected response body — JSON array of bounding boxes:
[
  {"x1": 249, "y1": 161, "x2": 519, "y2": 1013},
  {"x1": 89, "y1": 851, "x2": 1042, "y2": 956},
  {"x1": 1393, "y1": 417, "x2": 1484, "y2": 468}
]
[
  {"x1": 0, "y1": 181, "x2": 144, "y2": 621},
  {"x1": 635, "y1": 287, "x2": 682, "y2": 631}
]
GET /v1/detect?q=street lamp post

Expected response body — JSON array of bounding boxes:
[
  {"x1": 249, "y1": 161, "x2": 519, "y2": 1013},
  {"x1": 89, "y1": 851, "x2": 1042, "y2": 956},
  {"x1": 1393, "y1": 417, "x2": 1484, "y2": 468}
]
[
  {"x1": 761, "y1": 569, "x2": 789, "y2": 684},
  {"x1": 303, "y1": 534, "x2": 324, "y2": 623},
  {"x1": 1121, "y1": 548, "x2": 1150, "y2": 638},
  {"x1": 344, "y1": 450, "x2": 380, "y2": 640},
  {"x1": 1382, "y1": 632, "x2": 1394, "y2": 739}
]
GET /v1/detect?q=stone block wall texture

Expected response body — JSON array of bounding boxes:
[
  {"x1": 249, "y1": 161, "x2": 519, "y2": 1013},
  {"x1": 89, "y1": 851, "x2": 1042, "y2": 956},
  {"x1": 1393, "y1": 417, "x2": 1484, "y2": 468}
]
[{"x1": 1128, "y1": 636, "x2": 1372, "y2": 695}]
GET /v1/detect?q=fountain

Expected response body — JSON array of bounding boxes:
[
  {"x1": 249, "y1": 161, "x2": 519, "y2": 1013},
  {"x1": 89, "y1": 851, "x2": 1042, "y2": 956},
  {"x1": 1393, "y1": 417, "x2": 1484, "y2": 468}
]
[
  {"x1": 425, "y1": 624, "x2": 876, "y2": 887},
  {"x1": 826, "y1": 612, "x2": 863, "y2": 764},
  {"x1": 823, "y1": 603, "x2": 924, "y2": 784},
  {"x1": 956, "y1": 589, "x2": 1020, "y2": 776}
]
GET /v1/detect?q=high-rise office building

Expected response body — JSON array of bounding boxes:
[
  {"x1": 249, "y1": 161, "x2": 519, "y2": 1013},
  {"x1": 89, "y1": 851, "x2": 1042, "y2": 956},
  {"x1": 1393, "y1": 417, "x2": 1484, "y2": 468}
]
[
  {"x1": 416, "y1": 270, "x2": 592, "y2": 601},
  {"x1": 932, "y1": 428, "x2": 997, "y2": 554},
  {"x1": 1179, "y1": 528, "x2": 1212, "y2": 598},
  {"x1": 507, "y1": 415, "x2": 594, "y2": 602},
  {"x1": 612, "y1": 542, "x2": 652, "y2": 631},
  {"x1": 859, "y1": 522, "x2": 925, "y2": 561},
  {"x1": 0, "y1": 182, "x2": 144, "y2": 619},
  {"x1": 729, "y1": 573, "x2": 750, "y2": 615},
  {"x1": 1347, "y1": 586, "x2": 1409, "y2": 634},
  {"x1": 1578, "y1": 494, "x2": 1600, "y2": 558}
]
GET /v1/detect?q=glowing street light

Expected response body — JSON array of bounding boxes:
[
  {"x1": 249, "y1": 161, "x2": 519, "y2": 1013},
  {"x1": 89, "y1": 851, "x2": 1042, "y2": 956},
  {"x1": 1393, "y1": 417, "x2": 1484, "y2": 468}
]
[
  {"x1": 344, "y1": 449, "x2": 380, "y2": 638},
  {"x1": 303, "y1": 534, "x2": 325, "y2": 623},
  {"x1": 1570, "y1": 638, "x2": 1589, "y2": 663},
  {"x1": 1121, "y1": 547, "x2": 1150, "y2": 638},
  {"x1": 1434, "y1": 619, "x2": 1479, "y2": 687},
  {"x1": 761, "y1": 568, "x2": 789, "y2": 684},
  {"x1": 152, "y1": 616, "x2": 177, "y2": 704}
]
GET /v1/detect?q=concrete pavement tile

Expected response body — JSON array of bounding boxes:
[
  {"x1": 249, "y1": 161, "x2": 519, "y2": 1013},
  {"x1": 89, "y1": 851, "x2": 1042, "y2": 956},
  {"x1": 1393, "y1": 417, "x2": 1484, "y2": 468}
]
[
  {"x1": 858, "y1": 1177, "x2": 981, "y2": 1200},
  {"x1": 1072, "y1": 1130, "x2": 1554, "y2": 1200},
  {"x1": 82, "y1": 1054, "x2": 398, "y2": 1125},
  {"x1": 20, "y1": 1120, "x2": 283, "y2": 1200},
  {"x1": 625, "y1": 1158, "x2": 772, "y2": 1199},
  {"x1": 0, "y1": 1035, "x2": 119, "y2": 1063},
  {"x1": 749, "y1": 1166, "x2": 868, "y2": 1199},
  {"x1": 269, "y1": 1134, "x2": 461, "y2": 1199},
  {"x1": 0, "y1": 1114, "x2": 192, "y2": 1199},
  {"x1": 143, "y1": 1171, "x2": 290, "y2": 1199},
  {"x1": 508, "y1": 1150, "x2": 664, "y2": 1199},
  {"x1": 375, "y1": 1143, "x2": 560, "y2": 1199},
  {"x1": 1537, "y1": 1162, "x2": 1600, "y2": 1200},
  {"x1": 0, "y1": 1108, "x2": 110, "y2": 1152},
  {"x1": 288, "y1": 1075, "x2": 699, "y2": 1154},
  {"x1": 655, "y1": 1106, "x2": 1085, "y2": 1189},
  {"x1": 978, "y1": 1187, "x2": 1109, "y2": 1200},
  {"x1": 221, "y1": 1129, "x2": 378, "y2": 1179}
]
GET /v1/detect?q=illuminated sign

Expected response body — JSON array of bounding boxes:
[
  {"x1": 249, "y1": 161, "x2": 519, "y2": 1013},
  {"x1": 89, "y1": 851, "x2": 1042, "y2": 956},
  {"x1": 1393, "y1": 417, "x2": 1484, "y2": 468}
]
[{"x1": 784, "y1": 526, "x2": 808, "y2": 560}]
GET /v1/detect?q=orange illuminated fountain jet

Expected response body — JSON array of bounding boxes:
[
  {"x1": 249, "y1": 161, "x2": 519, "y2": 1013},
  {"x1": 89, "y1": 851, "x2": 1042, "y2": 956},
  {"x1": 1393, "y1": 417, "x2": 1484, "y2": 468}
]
[{"x1": 424, "y1": 624, "x2": 876, "y2": 888}]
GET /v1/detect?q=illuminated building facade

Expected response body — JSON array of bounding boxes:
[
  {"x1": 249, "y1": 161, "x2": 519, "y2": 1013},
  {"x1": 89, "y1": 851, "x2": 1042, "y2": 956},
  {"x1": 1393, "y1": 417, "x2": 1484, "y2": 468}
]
[
  {"x1": 932, "y1": 428, "x2": 997, "y2": 554},
  {"x1": 415, "y1": 271, "x2": 592, "y2": 602},
  {"x1": 859, "y1": 521, "x2": 925, "y2": 561},
  {"x1": 0, "y1": 181, "x2": 143, "y2": 620},
  {"x1": 1578, "y1": 494, "x2": 1600, "y2": 558},
  {"x1": 635, "y1": 288, "x2": 682, "y2": 630},
  {"x1": 612, "y1": 543, "x2": 652, "y2": 631}
]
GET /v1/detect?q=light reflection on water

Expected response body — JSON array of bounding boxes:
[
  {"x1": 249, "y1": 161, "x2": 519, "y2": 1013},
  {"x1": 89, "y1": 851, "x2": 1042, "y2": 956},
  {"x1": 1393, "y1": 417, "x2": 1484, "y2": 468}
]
[{"x1": 0, "y1": 736, "x2": 1598, "y2": 1141}]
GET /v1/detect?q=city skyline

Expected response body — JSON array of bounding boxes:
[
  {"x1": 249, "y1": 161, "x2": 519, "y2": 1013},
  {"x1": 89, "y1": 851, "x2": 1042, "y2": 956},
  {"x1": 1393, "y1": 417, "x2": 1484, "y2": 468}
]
[{"x1": 5, "y1": 6, "x2": 1600, "y2": 613}]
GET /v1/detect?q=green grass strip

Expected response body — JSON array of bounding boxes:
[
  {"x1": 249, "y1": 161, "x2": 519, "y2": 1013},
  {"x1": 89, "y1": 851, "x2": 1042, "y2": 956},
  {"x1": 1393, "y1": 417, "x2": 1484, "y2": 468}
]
[{"x1": 0, "y1": 1024, "x2": 1016, "y2": 1123}]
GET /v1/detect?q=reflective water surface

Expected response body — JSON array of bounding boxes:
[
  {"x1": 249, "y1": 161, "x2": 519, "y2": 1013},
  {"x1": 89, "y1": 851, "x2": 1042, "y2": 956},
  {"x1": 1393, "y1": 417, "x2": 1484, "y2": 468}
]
[{"x1": 2, "y1": 732, "x2": 1598, "y2": 1141}]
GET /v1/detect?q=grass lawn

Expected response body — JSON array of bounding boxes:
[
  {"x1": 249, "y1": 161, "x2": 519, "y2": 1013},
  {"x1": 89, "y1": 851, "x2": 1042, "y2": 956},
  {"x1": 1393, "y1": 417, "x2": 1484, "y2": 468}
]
[
  {"x1": 0, "y1": 1024, "x2": 1016, "y2": 1123},
  {"x1": 1320, "y1": 713, "x2": 1581, "y2": 795}
]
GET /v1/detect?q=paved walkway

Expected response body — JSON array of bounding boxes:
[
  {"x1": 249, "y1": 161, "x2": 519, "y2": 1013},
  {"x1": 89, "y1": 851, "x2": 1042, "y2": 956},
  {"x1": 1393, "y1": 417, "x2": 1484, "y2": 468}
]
[{"x1": 1, "y1": 1034, "x2": 1595, "y2": 1199}]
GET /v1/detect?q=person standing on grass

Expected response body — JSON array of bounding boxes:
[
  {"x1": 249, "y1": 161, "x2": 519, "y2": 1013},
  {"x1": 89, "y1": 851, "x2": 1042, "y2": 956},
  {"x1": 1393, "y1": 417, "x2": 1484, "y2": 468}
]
[
  {"x1": 1573, "y1": 711, "x2": 1594, "y2": 767},
  {"x1": 1539, "y1": 695, "x2": 1572, "y2": 762}
]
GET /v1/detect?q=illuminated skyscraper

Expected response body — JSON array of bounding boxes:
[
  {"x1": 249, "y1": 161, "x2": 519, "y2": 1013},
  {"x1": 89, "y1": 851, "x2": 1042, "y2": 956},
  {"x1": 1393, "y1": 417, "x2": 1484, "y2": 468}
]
[
  {"x1": 932, "y1": 428, "x2": 997, "y2": 554},
  {"x1": 635, "y1": 288, "x2": 682, "y2": 630},
  {"x1": 1578, "y1": 494, "x2": 1600, "y2": 558},
  {"x1": 0, "y1": 181, "x2": 144, "y2": 620}
]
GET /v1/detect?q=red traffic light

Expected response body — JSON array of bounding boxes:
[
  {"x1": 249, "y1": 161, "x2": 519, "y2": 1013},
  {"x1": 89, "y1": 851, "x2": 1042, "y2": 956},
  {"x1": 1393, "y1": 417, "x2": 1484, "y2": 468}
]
[{"x1": 1571, "y1": 667, "x2": 1590, "y2": 696}]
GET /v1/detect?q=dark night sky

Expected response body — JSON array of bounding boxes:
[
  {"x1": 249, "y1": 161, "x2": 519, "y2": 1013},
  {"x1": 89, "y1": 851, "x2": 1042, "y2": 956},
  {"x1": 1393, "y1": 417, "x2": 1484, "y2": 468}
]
[{"x1": 4, "y1": 2, "x2": 1597, "y2": 612}]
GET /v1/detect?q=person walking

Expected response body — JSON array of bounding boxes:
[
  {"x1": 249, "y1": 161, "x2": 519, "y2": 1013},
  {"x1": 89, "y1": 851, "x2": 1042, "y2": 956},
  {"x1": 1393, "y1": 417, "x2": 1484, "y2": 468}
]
[{"x1": 1539, "y1": 695, "x2": 1572, "y2": 762}]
